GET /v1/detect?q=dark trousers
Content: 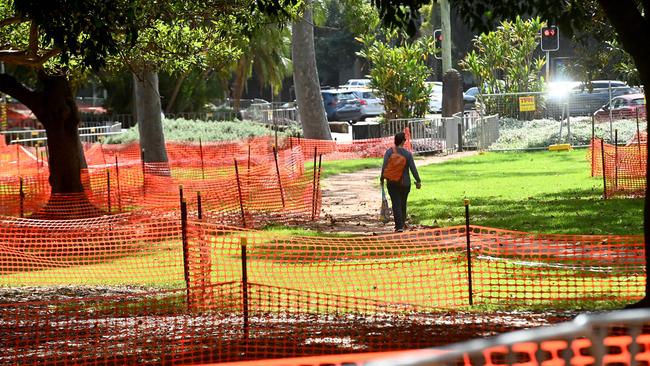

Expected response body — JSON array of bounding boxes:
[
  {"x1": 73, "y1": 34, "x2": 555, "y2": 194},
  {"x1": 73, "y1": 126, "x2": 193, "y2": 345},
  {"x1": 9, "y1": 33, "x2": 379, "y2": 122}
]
[{"x1": 387, "y1": 182, "x2": 410, "y2": 231}]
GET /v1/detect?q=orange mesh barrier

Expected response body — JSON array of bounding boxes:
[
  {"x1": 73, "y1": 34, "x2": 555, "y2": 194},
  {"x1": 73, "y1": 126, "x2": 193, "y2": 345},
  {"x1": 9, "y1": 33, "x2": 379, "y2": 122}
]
[
  {"x1": 1, "y1": 140, "x2": 321, "y2": 225},
  {"x1": 589, "y1": 138, "x2": 646, "y2": 198},
  {"x1": 0, "y1": 132, "x2": 415, "y2": 221},
  {"x1": 285, "y1": 134, "x2": 408, "y2": 161},
  {"x1": 0, "y1": 142, "x2": 45, "y2": 177},
  {"x1": 1, "y1": 216, "x2": 644, "y2": 364},
  {"x1": 469, "y1": 225, "x2": 644, "y2": 305}
]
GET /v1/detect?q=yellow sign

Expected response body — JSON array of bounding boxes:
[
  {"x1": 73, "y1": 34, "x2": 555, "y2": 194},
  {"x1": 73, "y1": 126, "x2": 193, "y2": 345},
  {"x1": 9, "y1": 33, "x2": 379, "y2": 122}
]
[
  {"x1": 0, "y1": 101, "x2": 6, "y2": 131},
  {"x1": 519, "y1": 96, "x2": 536, "y2": 112}
]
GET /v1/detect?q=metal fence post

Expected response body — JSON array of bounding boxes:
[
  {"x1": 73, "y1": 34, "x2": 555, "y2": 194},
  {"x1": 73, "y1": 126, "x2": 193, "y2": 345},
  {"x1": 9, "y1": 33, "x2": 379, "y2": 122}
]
[
  {"x1": 311, "y1": 147, "x2": 318, "y2": 220},
  {"x1": 180, "y1": 198, "x2": 191, "y2": 309},
  {"x1": 614, "y1": 129, "x2": 618, "y2": 191},
  {"x1": 601, "y1": 138, "x2": 608, "y2": 199},
  {"x1": 106, "y1": 170, "x2": 111, "y2": 213},
  {"x1": 273, "y1": 145, "x2": 285, "y2": 208},
  {"x1": 464, "y1": 199, "x2": 473, "y2": 306},
  {"x1": 19, "y1": 177, "x2": 24, "y2": 218},
  {"x1": 241, "y1": 237, "x2": 249, "y2": 340},
  {"x1": 115, "y1": 156, "x2": 122, "y2": 212},
  {"x1": 234, "y1": 159, "x2": 247, "y2": 228},
  {"x1": 197, "y1": 191, "x2": 202, "y2": 220}
]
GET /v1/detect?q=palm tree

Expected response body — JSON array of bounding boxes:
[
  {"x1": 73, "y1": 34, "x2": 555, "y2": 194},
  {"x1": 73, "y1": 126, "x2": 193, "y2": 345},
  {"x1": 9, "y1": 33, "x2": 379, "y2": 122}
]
[
  {"x1": 292, "y1": 0, "x2": 332, "y2": 140},
  {"x1": 232, "y1": 22, "x2": 293, "y2": 112}
]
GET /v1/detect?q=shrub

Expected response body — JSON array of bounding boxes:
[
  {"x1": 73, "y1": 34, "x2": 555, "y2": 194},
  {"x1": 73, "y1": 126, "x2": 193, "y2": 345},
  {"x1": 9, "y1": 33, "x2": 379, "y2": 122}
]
[
  {"x1": 460, "y1": 17, "x2": 546, "y2": 118},
  {"x1": 488, "y1": 117, "x2": 642, "y2": 150},
  {"x1": 104, "y1": 118, "x2": 302, "y2": 144},
  {"x1": 356, "y1": 30, "x2": 434, "y2": 121}
]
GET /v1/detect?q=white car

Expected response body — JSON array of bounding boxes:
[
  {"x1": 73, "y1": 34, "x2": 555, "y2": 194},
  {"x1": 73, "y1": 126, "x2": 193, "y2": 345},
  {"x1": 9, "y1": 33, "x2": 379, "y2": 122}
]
[
  {"x1": 426, "y1": 81, "x2": 443, "y2": 113},
  {"x1": 339, "y1": 78, "x2": 371, "y2": 89},
  {"x1": 349, "y1": 89, "x2": 384, "y2": 120}
]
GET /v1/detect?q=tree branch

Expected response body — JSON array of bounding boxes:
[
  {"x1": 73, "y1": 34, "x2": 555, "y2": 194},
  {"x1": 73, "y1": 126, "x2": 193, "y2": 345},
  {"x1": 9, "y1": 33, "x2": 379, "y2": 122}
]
[
  {"x1": 597, "y1": 0, "x2": 648, "y2": 74},
  {"x1": 0, "y1": 73, "x2": 37, "y2": 109},
  {"x1": 0, "y1": 16, "x2": 24, "y2": 27},
  {"x1": 28, "y1": 21, "x2": 38, "y2": 57},
  {"x1": 0, "y1": 48, "x2": 60, "y2": 68}
]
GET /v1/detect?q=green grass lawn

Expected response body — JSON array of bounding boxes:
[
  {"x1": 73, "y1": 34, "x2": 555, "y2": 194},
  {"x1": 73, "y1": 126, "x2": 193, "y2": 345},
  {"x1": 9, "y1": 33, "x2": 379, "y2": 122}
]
[
  {"x1": 316, "y1": 150, "x2": 643, "y2": 235},
  {"x1": 402, "y1": 149, "x2": 643, "y2": 235}
]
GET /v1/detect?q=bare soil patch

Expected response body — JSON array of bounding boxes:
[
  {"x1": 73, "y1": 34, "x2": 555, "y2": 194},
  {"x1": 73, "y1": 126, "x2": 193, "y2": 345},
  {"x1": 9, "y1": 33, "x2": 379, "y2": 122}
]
[
  {"x1": 0, "y1": 286, "x2": 578, "y2": 365},
  {"x1": 306, "y1": 151, "x2": 479, "y2": 234}
]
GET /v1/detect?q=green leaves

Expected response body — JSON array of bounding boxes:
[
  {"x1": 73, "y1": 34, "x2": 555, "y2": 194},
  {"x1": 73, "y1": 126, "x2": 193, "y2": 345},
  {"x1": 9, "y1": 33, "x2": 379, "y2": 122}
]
[
  {"x1": 14, "y1": 0, "x2": 140, "y2": 70},
  {"x1": 459, "y1": 17, "x2": 546, "y2": 116},
  {"x1": 357, "y1": 30, "x2": 433, "y2": 120}
]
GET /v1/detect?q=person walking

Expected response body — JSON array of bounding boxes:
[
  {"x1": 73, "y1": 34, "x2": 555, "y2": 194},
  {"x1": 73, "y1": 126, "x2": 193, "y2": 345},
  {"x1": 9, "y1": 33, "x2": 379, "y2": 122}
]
[{"x1": 380, "y1": 132, "x2": 421, "y2": 232}]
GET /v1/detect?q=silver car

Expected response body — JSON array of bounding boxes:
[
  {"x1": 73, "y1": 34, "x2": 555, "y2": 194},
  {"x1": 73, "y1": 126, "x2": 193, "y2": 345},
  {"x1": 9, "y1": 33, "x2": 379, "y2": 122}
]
[{"x1": 349, "y1": 89, "x2": 384, "y2": 120}]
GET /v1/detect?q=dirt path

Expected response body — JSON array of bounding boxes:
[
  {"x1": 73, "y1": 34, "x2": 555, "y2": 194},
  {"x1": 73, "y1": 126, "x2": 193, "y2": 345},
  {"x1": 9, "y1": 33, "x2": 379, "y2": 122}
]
[{"x1": 305, "y1": 151, "x2": 479, "y2": 235}]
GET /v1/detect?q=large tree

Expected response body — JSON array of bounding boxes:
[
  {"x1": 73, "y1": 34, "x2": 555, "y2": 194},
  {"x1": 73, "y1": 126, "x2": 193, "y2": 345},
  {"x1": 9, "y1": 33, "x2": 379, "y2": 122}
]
[
  {"x1": 371, "y1": 0, "x2": 650, "y2": 308},
  {"x1": 231, "y1": 20, "x2": 292, "y2": 113},
  {"x1": 292, "y1": 0, "x2": 331, "y2": 140},
  {"x1": 117, "y1": 2, "x2": 302, "y2": 165},
  {"x1": 0, "y1": 0, "x2": 300, "y2": 215},
  {"x1": 0, "y1": 0, "x2": 139, "y2": 197}
]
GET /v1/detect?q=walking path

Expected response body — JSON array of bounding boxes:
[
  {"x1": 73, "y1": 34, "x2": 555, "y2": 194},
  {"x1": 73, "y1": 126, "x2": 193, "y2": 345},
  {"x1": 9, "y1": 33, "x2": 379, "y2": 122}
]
[{"x1": 304, "y1": 151, "x2": 479, "y2": 234}]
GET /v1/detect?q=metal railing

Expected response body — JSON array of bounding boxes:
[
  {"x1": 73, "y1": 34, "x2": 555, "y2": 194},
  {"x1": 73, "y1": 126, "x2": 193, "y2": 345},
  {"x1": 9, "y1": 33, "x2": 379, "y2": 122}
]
[
  {"x1": 369, "y1": 308, "x2": 650, "y2": 366},
  {"x1": 382, "y1": 117, "x2": 448, "y2": 154},
  {"x1": 383, "y1": 113, "x2": 500, "y2": 154},
  {"x1": 455, "y1": 111, "x2": 500, "y2": 151},
  {"x1": 165, "y1": 111, "x2": 238, "y2": 121},
  {"x1": 476, "y1": 86, "x2": 642, "y2": 122},
  {"x1": 2, "y1": 123, "x2": 122, "y2": 146}
]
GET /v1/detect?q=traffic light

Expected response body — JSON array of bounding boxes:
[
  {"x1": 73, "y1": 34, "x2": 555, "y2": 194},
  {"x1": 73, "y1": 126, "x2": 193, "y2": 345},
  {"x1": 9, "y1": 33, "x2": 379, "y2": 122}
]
[
  {"x1": 541, "y1": 25, "x2": 559, "y2": 52},
  {"x1": 433, "y1": 29, "x2": 442, "y2": 60}
]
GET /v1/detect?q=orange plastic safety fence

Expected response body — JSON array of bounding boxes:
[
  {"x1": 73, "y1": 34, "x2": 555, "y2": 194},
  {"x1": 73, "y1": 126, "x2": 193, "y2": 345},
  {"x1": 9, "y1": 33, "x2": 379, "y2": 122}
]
[
  {"x1": 285, "y1": 135, "x2": 401, "y2": 161},
  {"x1": 469, "y1": 225, "x2": 644, "y2": 305},
  {"x1": 1, "y1": 133, "x2": 411, "y2": 222},
  {"x1": 1, "y1": 217, "x2": 644, "y2": 364},
  {"x1": 0, "y1": 143, "x2": 45, "y2": 177},
  {"x1": 1, "y1": 140, "x2": 322, "y2": 226},
  {"x1": 588, "y1": 138, "x2": 646, "y2": 198}
]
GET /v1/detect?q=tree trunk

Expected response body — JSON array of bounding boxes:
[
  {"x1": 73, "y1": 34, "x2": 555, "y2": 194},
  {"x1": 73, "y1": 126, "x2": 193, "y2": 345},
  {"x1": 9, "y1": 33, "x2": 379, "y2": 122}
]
[
  {"x1": 292, "y1": 1, "x2": 332, "y2": 140},
  {"x1": 133, "y1": 69, "x2": 169, "y2": 164},
  {"x1": 596, "y1": 1, "x2": 650, "y2": 308},
  {"x1": 17, "y1": 74, "x2": 100, "y2": 219},
  {"x1": 625, "y1": 69, "x2": 650, "y2": 308},
  {"x1": 232, "y1": 57, "x2": 249, "y2": 116},
  {"x1": 35, "y1": 75, "x2": 86, "y2": 193}
]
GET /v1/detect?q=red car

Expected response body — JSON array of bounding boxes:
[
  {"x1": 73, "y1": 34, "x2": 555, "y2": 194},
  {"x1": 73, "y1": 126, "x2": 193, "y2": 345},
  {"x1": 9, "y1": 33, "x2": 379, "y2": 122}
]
[
  {"x1": 5, "y1": 102, "x2": 38, "y2": 129},
  {"x1": 593, "y1": 93, "x2": 646, "y2": 122}
]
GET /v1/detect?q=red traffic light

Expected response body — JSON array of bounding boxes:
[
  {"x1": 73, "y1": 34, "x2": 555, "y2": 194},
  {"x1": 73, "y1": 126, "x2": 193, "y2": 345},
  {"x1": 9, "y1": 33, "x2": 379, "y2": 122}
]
[
  {"x1": 434, "y1": 29, "x2": 443, "y2": 41},
  {"x1": 543, "y1": 29, "x2": 555, "y2": 37},
  {"x1": 541, "y1": 25, "x2": 559, "y2": 51}
]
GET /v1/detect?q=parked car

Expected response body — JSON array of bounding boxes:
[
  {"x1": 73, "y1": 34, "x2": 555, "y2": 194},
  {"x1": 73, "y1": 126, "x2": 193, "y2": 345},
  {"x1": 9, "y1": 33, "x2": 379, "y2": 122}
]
[
  {"x1": 463, "y1": 87, "x2": 480, "y2": 110},
  {"x1": 321, "y1": 89, "x2": 363, "y2": 123},
  {"x1": 547, "y1": 80, "x2": 639, "y2": 118},
  {"x1": 593, "y1": 93, "x2": 646, "y2": 122},
  {"x1": 426, "y1": 81, "x2": 443, "y2": 113},
  {"x1": 239, "y1": 99, "x2": 271, "y2": 121},
  {"x1": 348, "y1": 89, "x2": 383, "y2": 120},
  {"x1": 339, "y1": 78, "x2": 371, "y2": 89}
]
